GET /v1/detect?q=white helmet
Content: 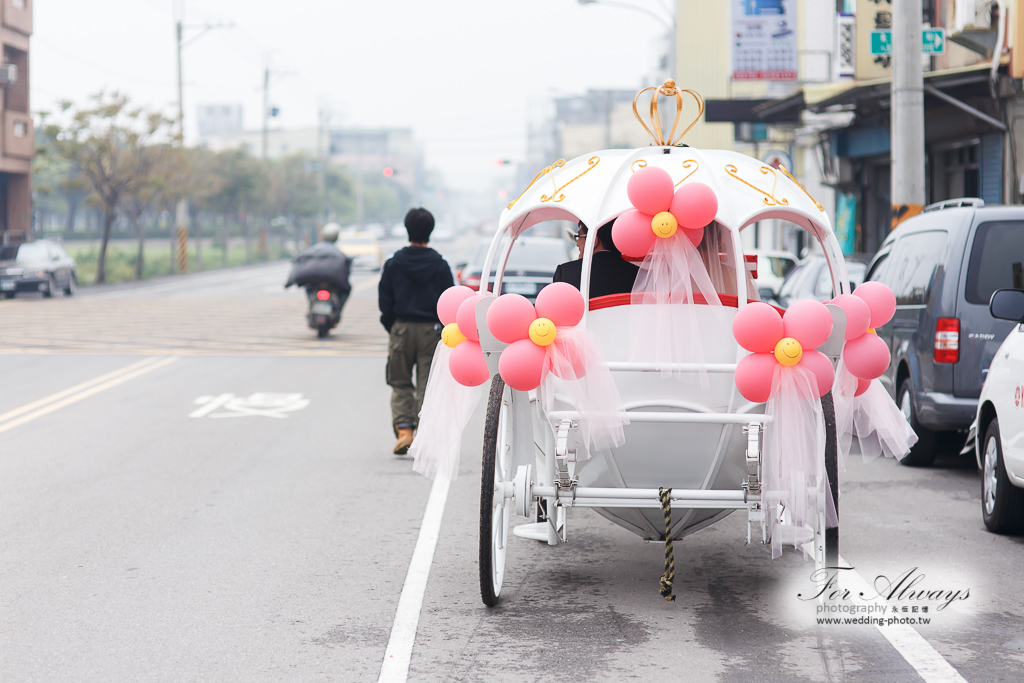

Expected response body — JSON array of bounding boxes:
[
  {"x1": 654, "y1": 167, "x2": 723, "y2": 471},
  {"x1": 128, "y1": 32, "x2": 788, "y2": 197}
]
[{"x1": 321, "y1": 222, "x2": 341, "y2": 243}]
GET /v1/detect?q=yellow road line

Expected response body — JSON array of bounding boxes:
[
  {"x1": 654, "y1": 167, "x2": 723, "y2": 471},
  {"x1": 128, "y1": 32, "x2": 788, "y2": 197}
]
[{"x1": 0, "y1": 357, "x2": 178, "y2": 435}]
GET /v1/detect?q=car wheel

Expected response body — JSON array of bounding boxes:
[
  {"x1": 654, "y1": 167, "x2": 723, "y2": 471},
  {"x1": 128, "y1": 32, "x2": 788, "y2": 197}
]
[
  {"x1": 981, "y1": 418, "x2": 1024, "y2": 534},
  {"x1": 42, "y1": 276, "x2": 55, "y2": 298},
  {"x1": 897, "y1": 378, "x2": 937, "y2": 467},
  {"x1": 64, "y1": 274, "x2": 76, "y2": 296}
]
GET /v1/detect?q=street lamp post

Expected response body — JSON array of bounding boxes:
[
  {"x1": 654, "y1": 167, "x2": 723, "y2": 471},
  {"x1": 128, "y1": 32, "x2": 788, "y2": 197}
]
[{"x1": 577, "y1": 0, "x2": 676, "y2": 79}]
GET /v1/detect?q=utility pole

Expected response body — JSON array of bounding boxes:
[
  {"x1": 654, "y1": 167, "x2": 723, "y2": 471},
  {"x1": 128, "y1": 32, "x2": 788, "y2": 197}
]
[
  {"x1": 262, "y1": 61, "x2": 270, "y2": 159},
  {"x1": 891, "y1": 0, "x2": 925, "y2": 229},
  {"x1": 174, "y1": 1, "x2": 232, "y2": 272}
]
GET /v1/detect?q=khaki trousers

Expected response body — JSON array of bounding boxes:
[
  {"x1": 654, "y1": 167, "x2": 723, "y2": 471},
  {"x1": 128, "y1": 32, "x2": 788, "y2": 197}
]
[{"x1": 387, "y1": 320, "x2": 442, "y2": 433}]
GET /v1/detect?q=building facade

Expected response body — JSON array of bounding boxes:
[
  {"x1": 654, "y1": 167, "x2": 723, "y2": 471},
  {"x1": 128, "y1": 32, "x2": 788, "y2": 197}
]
[{"x1": 0, "y1": 0, "x2": 32, "y2": 246}]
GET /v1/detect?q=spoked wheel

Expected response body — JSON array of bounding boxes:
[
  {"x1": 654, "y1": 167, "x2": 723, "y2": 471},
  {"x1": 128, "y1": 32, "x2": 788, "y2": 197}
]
[{"x1": 479, "y1": 375, "x2": 512, "y2": 607}]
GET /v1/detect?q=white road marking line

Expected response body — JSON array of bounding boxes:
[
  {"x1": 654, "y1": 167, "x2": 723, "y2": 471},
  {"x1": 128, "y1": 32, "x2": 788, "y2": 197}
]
[
  {"x1": 839, "y1": 556, "x2": 969, "y2": 683},
  {"x1": 0, "y1": 357, "x2": 178, "y2": 435},
  {"x1": 378, "y1": 475, "x2": 451, "y2": 683},
  {"x1": 0, "y1": 357, "x2": 167, "y2": 426},
  {"x1": 188, "y1": 393, "x2": 235, "y2": 418}
]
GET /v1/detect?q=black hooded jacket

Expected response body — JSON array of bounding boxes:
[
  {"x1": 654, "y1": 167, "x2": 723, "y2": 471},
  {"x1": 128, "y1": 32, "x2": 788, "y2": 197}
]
[{"x1": 378, "y1": 246, "x2": 454, "y2": 332}]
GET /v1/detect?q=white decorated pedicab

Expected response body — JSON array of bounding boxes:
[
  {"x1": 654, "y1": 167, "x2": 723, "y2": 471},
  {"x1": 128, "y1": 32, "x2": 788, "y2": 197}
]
[{"x1": 413, "y1": 82, "x2": 910, "y2": 607}]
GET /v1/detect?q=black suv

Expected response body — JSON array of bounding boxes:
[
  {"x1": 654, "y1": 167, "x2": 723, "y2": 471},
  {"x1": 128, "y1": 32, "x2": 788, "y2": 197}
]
[{"x1": 865, "y1": 199, "x2": 1024, "y2": 466}]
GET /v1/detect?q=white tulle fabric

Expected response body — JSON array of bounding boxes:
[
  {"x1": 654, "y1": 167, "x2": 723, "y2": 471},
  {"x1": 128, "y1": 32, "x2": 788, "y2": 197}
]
[
  {"x1": 833, "y1": 362, "x2": 917, "y2": 470},
  {"x1": 763, "y1": 365, "x2": 838, "y2": 559},
  {"x1": 410, "y1": 342, "x2": 486, "y2": 481},
  {"x1": 540, "y1": 327, "x2": 628, "y2": 458},
  {"x1": 629, "y1": 228, "x2": 724, "y2": 387}
]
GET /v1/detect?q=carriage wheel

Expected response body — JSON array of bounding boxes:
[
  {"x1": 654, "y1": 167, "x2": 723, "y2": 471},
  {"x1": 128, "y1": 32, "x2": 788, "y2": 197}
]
[
  {"x1": 479, "y1": 375, "x2": 512, "y2": 607},
  {"x1": 821, "y1": 391, "x2": 839, "y2": 568}
]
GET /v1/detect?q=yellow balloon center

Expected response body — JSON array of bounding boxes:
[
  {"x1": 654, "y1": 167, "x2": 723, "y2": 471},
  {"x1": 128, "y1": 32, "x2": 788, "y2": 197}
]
[
  {"x1": 651, "y1": 211, "x2": 678, "y2": 239},
  {"x1": 528, "y1": 317, "x2": 557, "y2": 346},
  {"x1": 867, "y1": 327, "x2": 877, "y2": 335},
  {"x1": 773, "y1": 337, "x2": 803, "y2": 366},
  {"x1": 442, "y1": 322, "x2": 466, "y2": 348}
]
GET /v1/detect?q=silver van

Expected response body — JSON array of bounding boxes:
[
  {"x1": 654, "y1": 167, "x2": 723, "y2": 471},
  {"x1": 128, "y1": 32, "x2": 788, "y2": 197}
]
[{"x1": 864, "y1": 199, "x2": 1024, "y2": 466}]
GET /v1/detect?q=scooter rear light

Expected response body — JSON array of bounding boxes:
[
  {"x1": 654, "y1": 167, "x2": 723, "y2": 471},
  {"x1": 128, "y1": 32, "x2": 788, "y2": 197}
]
[
  {"x1": 934, "y1": 317, "x2": 960, "y2": 363},
  {"x1": 316, "y1": 290, "x2": 331, "y2": 301}
]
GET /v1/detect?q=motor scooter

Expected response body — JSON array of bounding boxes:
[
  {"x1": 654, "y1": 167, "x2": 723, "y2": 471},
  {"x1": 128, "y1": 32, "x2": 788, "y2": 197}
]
[{"x1": 306, "y1": 284, "x2": 346, "y2": 338}]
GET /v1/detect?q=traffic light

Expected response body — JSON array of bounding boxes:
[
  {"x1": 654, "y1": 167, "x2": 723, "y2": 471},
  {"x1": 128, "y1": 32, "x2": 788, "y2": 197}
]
[{"x1": 494, "y1": 158, "x2": 512, "y2": 167}]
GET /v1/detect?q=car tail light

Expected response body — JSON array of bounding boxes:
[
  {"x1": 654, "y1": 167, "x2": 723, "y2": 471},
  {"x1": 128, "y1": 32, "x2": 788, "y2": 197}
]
[
  {"x1": 744, "y1": 254, "x2": 758, "y2": 279},
  {"x1": 463, "y1": 275, "x2": 481, "y2": 291},
  {"x1": 316, "y1": 290, "x2": 331, "y2": 301},
  {"x1": 934, "y1": 317, "x2": 960, "y2": 363}
]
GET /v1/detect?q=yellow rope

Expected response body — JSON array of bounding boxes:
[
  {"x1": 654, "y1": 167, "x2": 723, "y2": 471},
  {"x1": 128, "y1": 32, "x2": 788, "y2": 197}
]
[{"x1": 658, "y1": 487, "x2": 676, "y2": 602}]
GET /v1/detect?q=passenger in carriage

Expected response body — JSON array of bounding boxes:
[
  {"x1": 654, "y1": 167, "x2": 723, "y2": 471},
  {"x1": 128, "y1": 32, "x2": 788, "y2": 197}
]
[
  {"x1": 552, "y1": 219, "x2": 640, "y2": 297},
  {"x1": 697, "y1": 222, "x2": 760, "y2": 302}
]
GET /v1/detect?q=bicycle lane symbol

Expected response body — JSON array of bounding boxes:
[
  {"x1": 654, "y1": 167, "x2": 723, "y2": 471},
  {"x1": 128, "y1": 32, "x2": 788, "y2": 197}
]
[{"x1": 189, "y1": 393, "x2": 310, "y2": 419}]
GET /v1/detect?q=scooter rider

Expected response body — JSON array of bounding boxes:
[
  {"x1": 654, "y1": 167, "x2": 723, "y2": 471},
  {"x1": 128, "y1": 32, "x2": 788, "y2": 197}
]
[{"x1": 284, "y1": 223, "x2": 352, "y2": 335}]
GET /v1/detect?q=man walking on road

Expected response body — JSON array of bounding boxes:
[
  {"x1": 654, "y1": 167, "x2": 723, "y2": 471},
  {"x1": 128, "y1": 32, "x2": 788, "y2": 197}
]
[{"x1": 378, "y1": 208, "x2": 454, "y2": 455}]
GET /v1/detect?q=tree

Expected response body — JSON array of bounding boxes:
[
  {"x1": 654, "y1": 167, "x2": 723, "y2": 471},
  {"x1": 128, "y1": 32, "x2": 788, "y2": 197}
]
[{"x1": 43, "y1": 92, "x2": 175, "y2": 283}]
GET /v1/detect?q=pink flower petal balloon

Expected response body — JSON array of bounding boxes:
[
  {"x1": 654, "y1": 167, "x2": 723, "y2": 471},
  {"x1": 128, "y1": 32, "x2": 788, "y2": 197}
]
[
  {"x1": 535, "y1": 282, "x2": 584, "y2": 327},
  {"x1": 735, "y1": 353, "x2": 778, "y2": 403},
  {"x1": 783, "y1": 299, "x2": 833, "y2": 349},
  {"x1": 485, "y1": 293, "x2": 537, "y2": 344},
  {"x1": 733, "y1": 302, "x2": 784, "y2": 353},
  {"x1": 612, "y1": 209, "x2": 658, "y2": 259},
  {"x1": 456, "y1": 296, "x2": 481, "y2": 342},
  {"x1": 844, "y1": 332, "x2": 890, "y2": 380},
  {"x1": 681, "y1": 226, "x2": 704, "y2": 248},
  {"x1": 853, "y1": 281, "x2": 896, "y2": 329},
  {"x1": 855, "y1": 378, "x2": 871, "y2": 397},
  {"x1": 498, "y1": 338, "x2": 548, "y2": 391},
  {"x1": 450, "y1": 340, "x2": 490, "y2": 387},
  {"x1": 437, "y1": 286, "x2": 476, "y2": 326},
  {"x1": 830, "y1": 294, "x2": 871, "y2": 341},
  {"x1": 799, "y1": 349, "x2": 835, "y2": 398},
  {"x1": 669, "y1": 182, "x2": 718, "y2": 231},
  {"x1": 627, "y1": 166, "x2": 674, "y2": 215}
]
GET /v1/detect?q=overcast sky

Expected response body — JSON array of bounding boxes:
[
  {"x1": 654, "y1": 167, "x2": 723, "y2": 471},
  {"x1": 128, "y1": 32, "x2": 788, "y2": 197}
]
[{"x1": 32, "y1": 0, "x2": 671, "y2": 192}]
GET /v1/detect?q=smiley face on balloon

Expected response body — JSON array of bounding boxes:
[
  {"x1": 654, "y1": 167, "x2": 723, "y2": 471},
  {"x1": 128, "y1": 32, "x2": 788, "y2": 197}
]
[
  {"x1": 732, "y1": 300, "x2": 835, "y2": 403},
  {"x1": 486, "y1": 282, "x2": 587, "y2": 392},
  {"x1": 436, "y1": 285, "x2": 491, "y2": 387},
  {"x1": 611, "y1": 166, "x2": 718, "y2": 259}
]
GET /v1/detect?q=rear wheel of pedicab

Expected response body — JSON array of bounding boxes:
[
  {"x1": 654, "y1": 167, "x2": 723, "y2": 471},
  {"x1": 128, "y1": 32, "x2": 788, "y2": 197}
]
[
  {"x1": 821, "y1": 391, "x2": 839, "y2": 568},
  {"x1": 479, "y1": 375, "x2": 512, "y2": 607}
]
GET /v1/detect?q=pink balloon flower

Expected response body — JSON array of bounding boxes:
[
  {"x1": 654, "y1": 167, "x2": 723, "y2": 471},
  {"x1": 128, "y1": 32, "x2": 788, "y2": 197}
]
[
  {"x1": 437, "y1": 286, "x2": 490, "y2": 387},
  {"x1": 611, "y1": 166, "x2": 718, "y2": 259},
  {"x1": 485, "y1": 282, "x2": 587, "y2": 392},
  {"x1": 732, "y1": 301, "x2": 835, "y2": 403},
  {"x1": 832, "y1": 282, "x2": 897, "y2": 388}
]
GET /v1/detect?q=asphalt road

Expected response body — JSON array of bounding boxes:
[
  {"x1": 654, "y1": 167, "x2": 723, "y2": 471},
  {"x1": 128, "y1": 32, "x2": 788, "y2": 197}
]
[{"x1": 1, "y1": 249, "x2": 1022, "y2": 682}]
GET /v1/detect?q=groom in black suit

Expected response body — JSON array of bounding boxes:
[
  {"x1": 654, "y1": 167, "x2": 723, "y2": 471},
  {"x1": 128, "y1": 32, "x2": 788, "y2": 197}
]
[{"x1": 552, "y1": 219, "x2": 639, "y2": 298}]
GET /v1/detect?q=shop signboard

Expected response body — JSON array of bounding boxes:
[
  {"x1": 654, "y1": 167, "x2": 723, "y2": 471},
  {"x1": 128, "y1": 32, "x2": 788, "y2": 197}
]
[{"x1": 731, "y1": 0, "x2": 798, "y2": 81}]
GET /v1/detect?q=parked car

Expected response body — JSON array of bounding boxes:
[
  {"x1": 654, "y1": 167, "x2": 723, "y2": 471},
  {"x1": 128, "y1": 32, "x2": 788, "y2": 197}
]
[
  {"x1": 457, "y1": 236, "x2": 572, "y2": 301},
  {"x1": 771, "y1": 253, "x2": 869, "y2": 308},
  {"x1": 337, "y1": 231, "x2": 383, "y2": 270},
  {"x1": 865, "y1": 198, "x2": 1024, "y2": 466},
  {"x1": 747, "y1": 249, "x2": 797, "y2": 300},
  {"x1": 973, "y1": 288, "x2": 1024, "y2": 533},
  {"x1": 0, "y1": 240, "x2": 78, "y2": 299}
]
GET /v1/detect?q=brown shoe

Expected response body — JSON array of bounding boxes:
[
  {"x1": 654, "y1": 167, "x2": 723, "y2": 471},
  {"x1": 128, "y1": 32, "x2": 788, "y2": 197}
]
[{"x1": 393, "y1": 428, "x2": 414, "y2": 455}]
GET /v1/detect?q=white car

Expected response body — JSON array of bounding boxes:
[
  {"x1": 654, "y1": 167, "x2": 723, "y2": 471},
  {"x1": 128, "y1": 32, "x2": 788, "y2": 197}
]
[
  {"x1": 975, "y1": 288, "x2": 1024, "y2": 534},
  {"x1": 746, "y1": 249, "x2": 797, "y2": 300}
]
